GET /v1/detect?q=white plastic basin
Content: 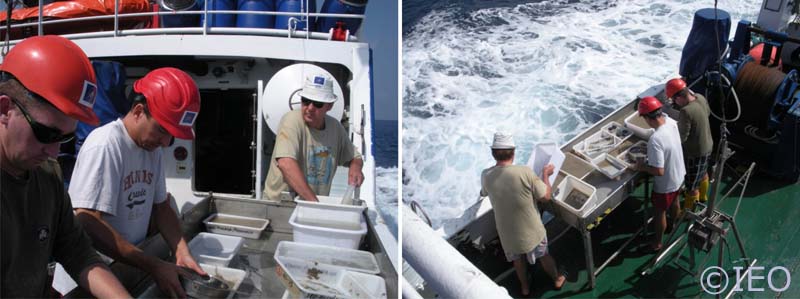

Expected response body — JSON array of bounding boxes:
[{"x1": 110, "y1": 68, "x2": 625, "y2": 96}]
[{"x1": 187, "y1": 232, "x2": 243, "y2": 267}]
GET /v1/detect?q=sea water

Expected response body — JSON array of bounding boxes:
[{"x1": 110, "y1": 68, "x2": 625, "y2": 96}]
[
  {"x1": 374, "y1": 119, "x2": 399, "y2": 237},
  {"x1": 403, "y1": 0, "x2": 758, "y2": 228}
]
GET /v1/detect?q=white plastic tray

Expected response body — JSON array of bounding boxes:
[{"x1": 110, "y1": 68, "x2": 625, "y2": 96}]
[
  {"x1": 602, "y1": 121, "x2": 633, "y2": 142},
  {"x1": 275, "y1": 241, "x2": 380, "y2": 274},
  {"x1": 295, "y1": 195, "x2": 367, "y2": 212},
  {"x1": 275, "y1": 255, "x2": 386, "y2": 299},
  {"x1": 196, "y1": 263, "x2": 247, "y2": 299},
  {"x1": 289, "y1": 202, "x2": 367, "y2": 249},
  {"x1": 138, "y1": 263, "x2": 246, "y2": 299},
  {"x1": 572, "y1": 125, "x2": 625, "y2": 165},
  {"x1": 594, "y1": 153, "x2": 629, "y2": 179},
  {"x1": 203, "y1": 213, "x2": 269, "y2": 239},
  {"x1": 552, "y1": 174, "x2": 598, "y2": 225},
  {"x1": 336, "y1": 270, "x2": 387, "y2": 299},
  {"x1": 188, "y1": 232, "x2": 243, "y2": 267},
  {"x1": 624, "y1": 111, "x2": 656, "y2": 140},
  {"x1": 275, "y1": 255, "x2": 348, "y2": 298},
  {"x1": 617, "y1": 140, "x2": 648, "y2": 167}
]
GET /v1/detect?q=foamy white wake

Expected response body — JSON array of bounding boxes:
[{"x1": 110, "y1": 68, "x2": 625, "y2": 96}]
[
  {"x1": 403, "y1": 0, "x2": 758, "y2": 228},
  {"x1": 376, "y1": 166, "x2": 399, "y2": 236}
]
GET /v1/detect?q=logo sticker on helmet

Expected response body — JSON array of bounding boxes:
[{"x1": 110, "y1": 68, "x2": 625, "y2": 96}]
[
  {"x1": 314, "y1": 76, "x2": 325, "y2": 85},
  {"x1": 78, "y1": 80, "x2": 97, "y2": 109},
  {"x1": 180, "y1": 111, "x2": 198, "y2": 127}
]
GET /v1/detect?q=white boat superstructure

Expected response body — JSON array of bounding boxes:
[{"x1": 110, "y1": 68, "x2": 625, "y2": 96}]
[{"x1": 1, "y1": 3, "x2": 398, "y2": 298}]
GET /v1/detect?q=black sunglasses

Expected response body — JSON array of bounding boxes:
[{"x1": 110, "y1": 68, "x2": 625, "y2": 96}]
[
  {"x1": 301, "y1": 97, "x2": 326, "y2": 109},
  {"x1": 11, "y1": 98, "x2": 75, "y2": 144}
]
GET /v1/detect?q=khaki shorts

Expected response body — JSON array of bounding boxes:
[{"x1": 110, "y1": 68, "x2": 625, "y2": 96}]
[{"x1": 505, "y1": 236, "x2": 548, "y2": 264}]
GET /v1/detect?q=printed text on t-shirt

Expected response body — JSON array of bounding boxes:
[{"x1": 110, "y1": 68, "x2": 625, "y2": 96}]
[{"x1": 123, "y1": 169, "x2": 154, "y2": 191}]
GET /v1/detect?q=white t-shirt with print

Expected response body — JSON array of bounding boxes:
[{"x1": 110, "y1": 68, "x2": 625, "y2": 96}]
[
  {"x1": 647, "y1": 116, "x2": 686, "y2": 193},
  {"x1": 55, "y1": 119, "x2": 166, "y2": 294},
  {"x1": 69, "y1": 118, "x2": 167, "y2": 244}
]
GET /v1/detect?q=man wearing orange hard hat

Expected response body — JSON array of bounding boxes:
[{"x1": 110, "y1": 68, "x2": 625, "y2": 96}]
[
  {"x1": 633, "y1": 96, "x2": 685, "y2": 253},
  {"x1": 0, "y1": 35, "x2": 130, "y2": 298},
  {"x1": 665, "y1": 78, "x2": 713, "y2": 212},
  {"x1": 59, "y1": 67, "x2": 206, "y2": 298}
]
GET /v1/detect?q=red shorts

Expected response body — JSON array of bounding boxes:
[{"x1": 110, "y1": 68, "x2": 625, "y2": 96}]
[{"x1": 651, "y1": 191, "x2": 680, "y2": 212}]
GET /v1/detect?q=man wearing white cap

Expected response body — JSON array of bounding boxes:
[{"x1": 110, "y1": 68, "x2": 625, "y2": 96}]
[
  {"x1": 263, "y1": 74, "x2": 364, "y2": 201},
  {"x1": 480, "y1": 132, "x2": 566, "y2": 295}
]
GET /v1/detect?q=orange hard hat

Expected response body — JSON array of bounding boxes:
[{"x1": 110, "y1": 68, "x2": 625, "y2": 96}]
[
  {"x1": 0, "y1": 35, "x2": 99, "y2": 125},
  {"x1": 133, "y1": 67, "x2": 200, "y2": 140},
  {"x1": 665, "y1": 78, "x2": 686, "y2": 99},
  {"x1": 638, "y1": 96, "x2": 662, "y2": 116}
]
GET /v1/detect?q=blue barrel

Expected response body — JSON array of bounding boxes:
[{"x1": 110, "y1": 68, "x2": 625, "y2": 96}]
[
  {"x1": 198, "y1": 0, "x2": 237, "y2": 27},
  {"x1": 237, "y1": 0, "x2": 275, "y2": 28},
  {"x1": 316, "y1": 0, "x2": 366, "y2": 34},
  {"x1": 275, "y1": 0, "x2": 316, "y2": 30},
  {"x1": 161, "y1": 2, "x2": 200, "y2": 27}
]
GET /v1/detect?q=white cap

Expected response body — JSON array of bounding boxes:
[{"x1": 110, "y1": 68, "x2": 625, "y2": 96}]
[
  {"x1": 491, "y1": 132, "x2": 515, "y2": 149},
  {"x1": 298, "y1": 74, "x2": 337, "y2": 103}
]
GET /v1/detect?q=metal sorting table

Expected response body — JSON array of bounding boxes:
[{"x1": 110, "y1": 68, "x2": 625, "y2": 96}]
[
  {"x1": 549, "y1": 99, "x2": 663, "y2": 289},
  {"x1": 65, "y1": 196, "x2": 397, "y2": 298}
]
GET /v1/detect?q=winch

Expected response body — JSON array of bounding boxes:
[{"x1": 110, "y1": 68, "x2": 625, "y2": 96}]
[{"x1": 679, "y1": 12, "x2": 800, "y2": 181}]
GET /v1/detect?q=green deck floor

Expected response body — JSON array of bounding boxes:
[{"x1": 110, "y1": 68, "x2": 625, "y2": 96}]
[{"x1": 468, "y1": 163, "x2": 800, "y2": 298}]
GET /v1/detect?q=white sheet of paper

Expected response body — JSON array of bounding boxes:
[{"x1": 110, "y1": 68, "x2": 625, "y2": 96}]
[{"x1": 526, "y1": 142, "x2": 565, "y2": 186}]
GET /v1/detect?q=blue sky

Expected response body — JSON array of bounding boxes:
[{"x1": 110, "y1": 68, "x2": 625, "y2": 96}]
[{"x1": 360, "y1": 1, "x2": 398, "y2": 120}]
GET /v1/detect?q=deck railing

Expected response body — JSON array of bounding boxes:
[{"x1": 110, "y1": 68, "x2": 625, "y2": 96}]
[{"x1": 1, "y1": 0, "x2": 365, "y2": 44}]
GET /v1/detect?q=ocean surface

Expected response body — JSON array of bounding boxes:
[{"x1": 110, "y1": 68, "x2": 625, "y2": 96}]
[
  {"x1": 373, "y1": 119, "x2": 399, "y2": 168},
  {"x1": 373, "y1": 119, "x2": 399, "y2": 236},
  {"x1": 402, "y1": 0, "x2": 758, "y2": 228}
]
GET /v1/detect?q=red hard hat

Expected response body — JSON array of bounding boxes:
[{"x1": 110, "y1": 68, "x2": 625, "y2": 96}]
[
  {"x1": 638, "y1": 96, "x2": 662, "y2": 116},
  {"x1": 133, "y1": 67, "x2": 200, "y2": 140},
  {"x1": 0, "y1": 35, "x2": 99, "y2": 125},
  {"x1": 665, "y1": 78, "x2": 686, "y2": 99}
]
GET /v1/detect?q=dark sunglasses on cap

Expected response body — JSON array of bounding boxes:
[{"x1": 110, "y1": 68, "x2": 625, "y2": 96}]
[
  {"x1": 11, "y1": 97, "x2": 75, "y2": 144},
  {"x1": 301, "y1": 97, "x2": 325, "y2": 109}
]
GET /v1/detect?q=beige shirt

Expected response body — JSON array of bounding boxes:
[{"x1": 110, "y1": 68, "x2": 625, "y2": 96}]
[
  {"x1": 480, "y1": 165, "x2": 548, "y2": 254},
  {"x1": 263, "y1": 110, "x2": 360, "y2": 200}
]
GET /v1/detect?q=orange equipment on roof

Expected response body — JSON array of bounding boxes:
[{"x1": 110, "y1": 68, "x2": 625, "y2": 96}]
[{"x1": 1, "y1": 0, "x2": 150, "y2": 40}]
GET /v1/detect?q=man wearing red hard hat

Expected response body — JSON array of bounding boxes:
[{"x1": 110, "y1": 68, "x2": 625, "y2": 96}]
[
  {"x1": 0, "y1": 35, "x2": 130, "y2": 298},
  {"x1": 665, "y1": 78, "x2": 713, "y2": 212},
  {"x1": 61, "y1": 67, "x2": 205, "y2": 298},
  {"x1": 633, "y1": 96, "x2": 685, "y2": 253}
]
